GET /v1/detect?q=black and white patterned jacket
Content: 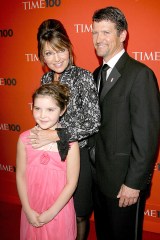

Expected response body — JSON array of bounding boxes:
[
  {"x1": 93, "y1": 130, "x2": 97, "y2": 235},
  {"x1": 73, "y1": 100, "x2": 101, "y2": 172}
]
[{"x1": 41, "y1": 65, "x2": 101, "y2": 147}]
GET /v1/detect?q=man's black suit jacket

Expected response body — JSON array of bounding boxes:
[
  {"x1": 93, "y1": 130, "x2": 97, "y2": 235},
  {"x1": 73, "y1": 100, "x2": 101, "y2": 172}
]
[{"x1": 90, "y1": 52, "x2": 160, "y2": 198}]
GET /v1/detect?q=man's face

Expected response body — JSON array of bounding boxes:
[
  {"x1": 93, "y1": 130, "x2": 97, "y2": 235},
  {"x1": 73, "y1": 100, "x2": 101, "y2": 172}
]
[{"x1": 92, "y1": 20, "x2": 126, "y2": 62}]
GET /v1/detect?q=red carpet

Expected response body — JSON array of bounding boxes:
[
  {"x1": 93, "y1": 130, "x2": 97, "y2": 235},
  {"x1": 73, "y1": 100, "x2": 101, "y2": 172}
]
[{"x1": 0, "y1": 201, "x2": 160, "y2": 240}]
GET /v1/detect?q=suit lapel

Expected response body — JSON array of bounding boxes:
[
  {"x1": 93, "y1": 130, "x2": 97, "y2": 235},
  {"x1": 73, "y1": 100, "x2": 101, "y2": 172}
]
[
  {"x1": 100, "y1": 68, "x2": 121, "y2": 102},
  {"x1": 99, "y1": 52, "x2": 129, "y2": 103},
  {"x1": 93, "y1": 52, "x2": 130, "y2": 103}
]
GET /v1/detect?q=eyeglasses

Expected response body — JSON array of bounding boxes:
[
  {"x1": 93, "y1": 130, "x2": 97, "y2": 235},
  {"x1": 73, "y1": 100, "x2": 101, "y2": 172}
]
[{"x1": 43, "y1": 49, "x2": 67, "y2": 60}]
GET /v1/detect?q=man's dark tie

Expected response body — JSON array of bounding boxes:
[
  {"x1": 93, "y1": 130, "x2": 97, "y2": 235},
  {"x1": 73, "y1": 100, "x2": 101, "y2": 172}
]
[{"x1": 99, "y1": 64, "x2": 110, "y2": 94}]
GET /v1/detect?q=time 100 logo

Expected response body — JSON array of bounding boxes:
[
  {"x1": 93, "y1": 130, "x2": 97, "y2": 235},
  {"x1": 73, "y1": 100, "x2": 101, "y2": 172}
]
[
  {"x1": 0, "y1": 78, "x2": 16, "y2": 86},
  {"x1": 45, "y1": 0, "x2": 61, "y2": 7},
  {"x1": 0, "y1": 29, "x2": 13, "y2": 37}
]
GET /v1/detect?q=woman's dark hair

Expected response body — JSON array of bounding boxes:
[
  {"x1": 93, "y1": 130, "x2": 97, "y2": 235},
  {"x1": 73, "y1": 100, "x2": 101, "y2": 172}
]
[
  {"x1": 37, "y1": 19, "x2": 74, "y2": 65},
  {"x1": 32, "y1": 82, "x2": 70, "y2": 111}
]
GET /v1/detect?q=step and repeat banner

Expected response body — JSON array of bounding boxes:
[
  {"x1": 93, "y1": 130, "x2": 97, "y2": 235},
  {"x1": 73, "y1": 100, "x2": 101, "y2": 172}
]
[{"x1": 0, "y1": 0, "x2": 159, "y2": 233}]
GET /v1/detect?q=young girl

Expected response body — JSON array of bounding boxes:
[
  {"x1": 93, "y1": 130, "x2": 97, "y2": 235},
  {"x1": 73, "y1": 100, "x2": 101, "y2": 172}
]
[{"x1": 16, "y1": 82, "x2": 80, "y2": 240}]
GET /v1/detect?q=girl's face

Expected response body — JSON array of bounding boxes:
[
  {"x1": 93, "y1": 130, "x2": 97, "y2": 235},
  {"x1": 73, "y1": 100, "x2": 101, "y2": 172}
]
[
  {"x1": 33, "y1": 95, "x2": 64, "y2": 130},
  {"x1": 43, "y1": 42, "x2": 70, "y2": 74}
]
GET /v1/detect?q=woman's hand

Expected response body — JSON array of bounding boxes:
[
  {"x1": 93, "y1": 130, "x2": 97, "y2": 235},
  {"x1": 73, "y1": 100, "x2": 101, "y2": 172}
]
[{"x1": 28, "y1": 127, "x2": 59, "y2": 148}]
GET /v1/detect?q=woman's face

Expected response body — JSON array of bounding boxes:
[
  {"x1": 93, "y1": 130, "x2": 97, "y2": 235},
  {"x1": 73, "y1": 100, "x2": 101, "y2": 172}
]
[{"x1": 43, "y1": 42, "x2": 70, "y2": 74}]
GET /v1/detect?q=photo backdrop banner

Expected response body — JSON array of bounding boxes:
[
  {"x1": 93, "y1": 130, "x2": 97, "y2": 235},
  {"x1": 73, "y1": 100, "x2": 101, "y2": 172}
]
[{"x1": 0, "y1": 0, "x2": 159, "y2": 233}]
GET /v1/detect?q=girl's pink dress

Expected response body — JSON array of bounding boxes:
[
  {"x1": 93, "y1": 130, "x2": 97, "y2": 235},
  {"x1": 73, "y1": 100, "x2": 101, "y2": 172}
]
[{"x1": 20, "y1": 130, "x2": 76, "y2": 240}]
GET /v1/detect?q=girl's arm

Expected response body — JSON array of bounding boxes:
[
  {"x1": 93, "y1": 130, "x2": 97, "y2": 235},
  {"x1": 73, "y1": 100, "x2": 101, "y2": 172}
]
[
  {"x1": 16, "y1": 138, "x2": 40, "y2": 227},
  {"x1": 38, "y1": 141, "x2": 80, "y2": 224}
]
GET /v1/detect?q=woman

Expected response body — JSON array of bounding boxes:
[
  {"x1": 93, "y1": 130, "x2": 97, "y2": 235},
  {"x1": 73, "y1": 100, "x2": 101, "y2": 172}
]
[{"x1": 29, "y1": 19, "x2": 100, "y2": 240}]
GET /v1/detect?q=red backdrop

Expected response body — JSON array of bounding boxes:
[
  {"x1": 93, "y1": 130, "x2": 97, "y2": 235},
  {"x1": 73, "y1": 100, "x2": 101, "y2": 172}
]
[{"x1": 0, "y1": 0, "x2": 159, "y2": 233}]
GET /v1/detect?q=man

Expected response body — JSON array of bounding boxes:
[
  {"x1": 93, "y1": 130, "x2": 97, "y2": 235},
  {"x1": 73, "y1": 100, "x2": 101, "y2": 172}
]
[{"x1": 89, "y1": 6, "x2": 160, "y2": 240}]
